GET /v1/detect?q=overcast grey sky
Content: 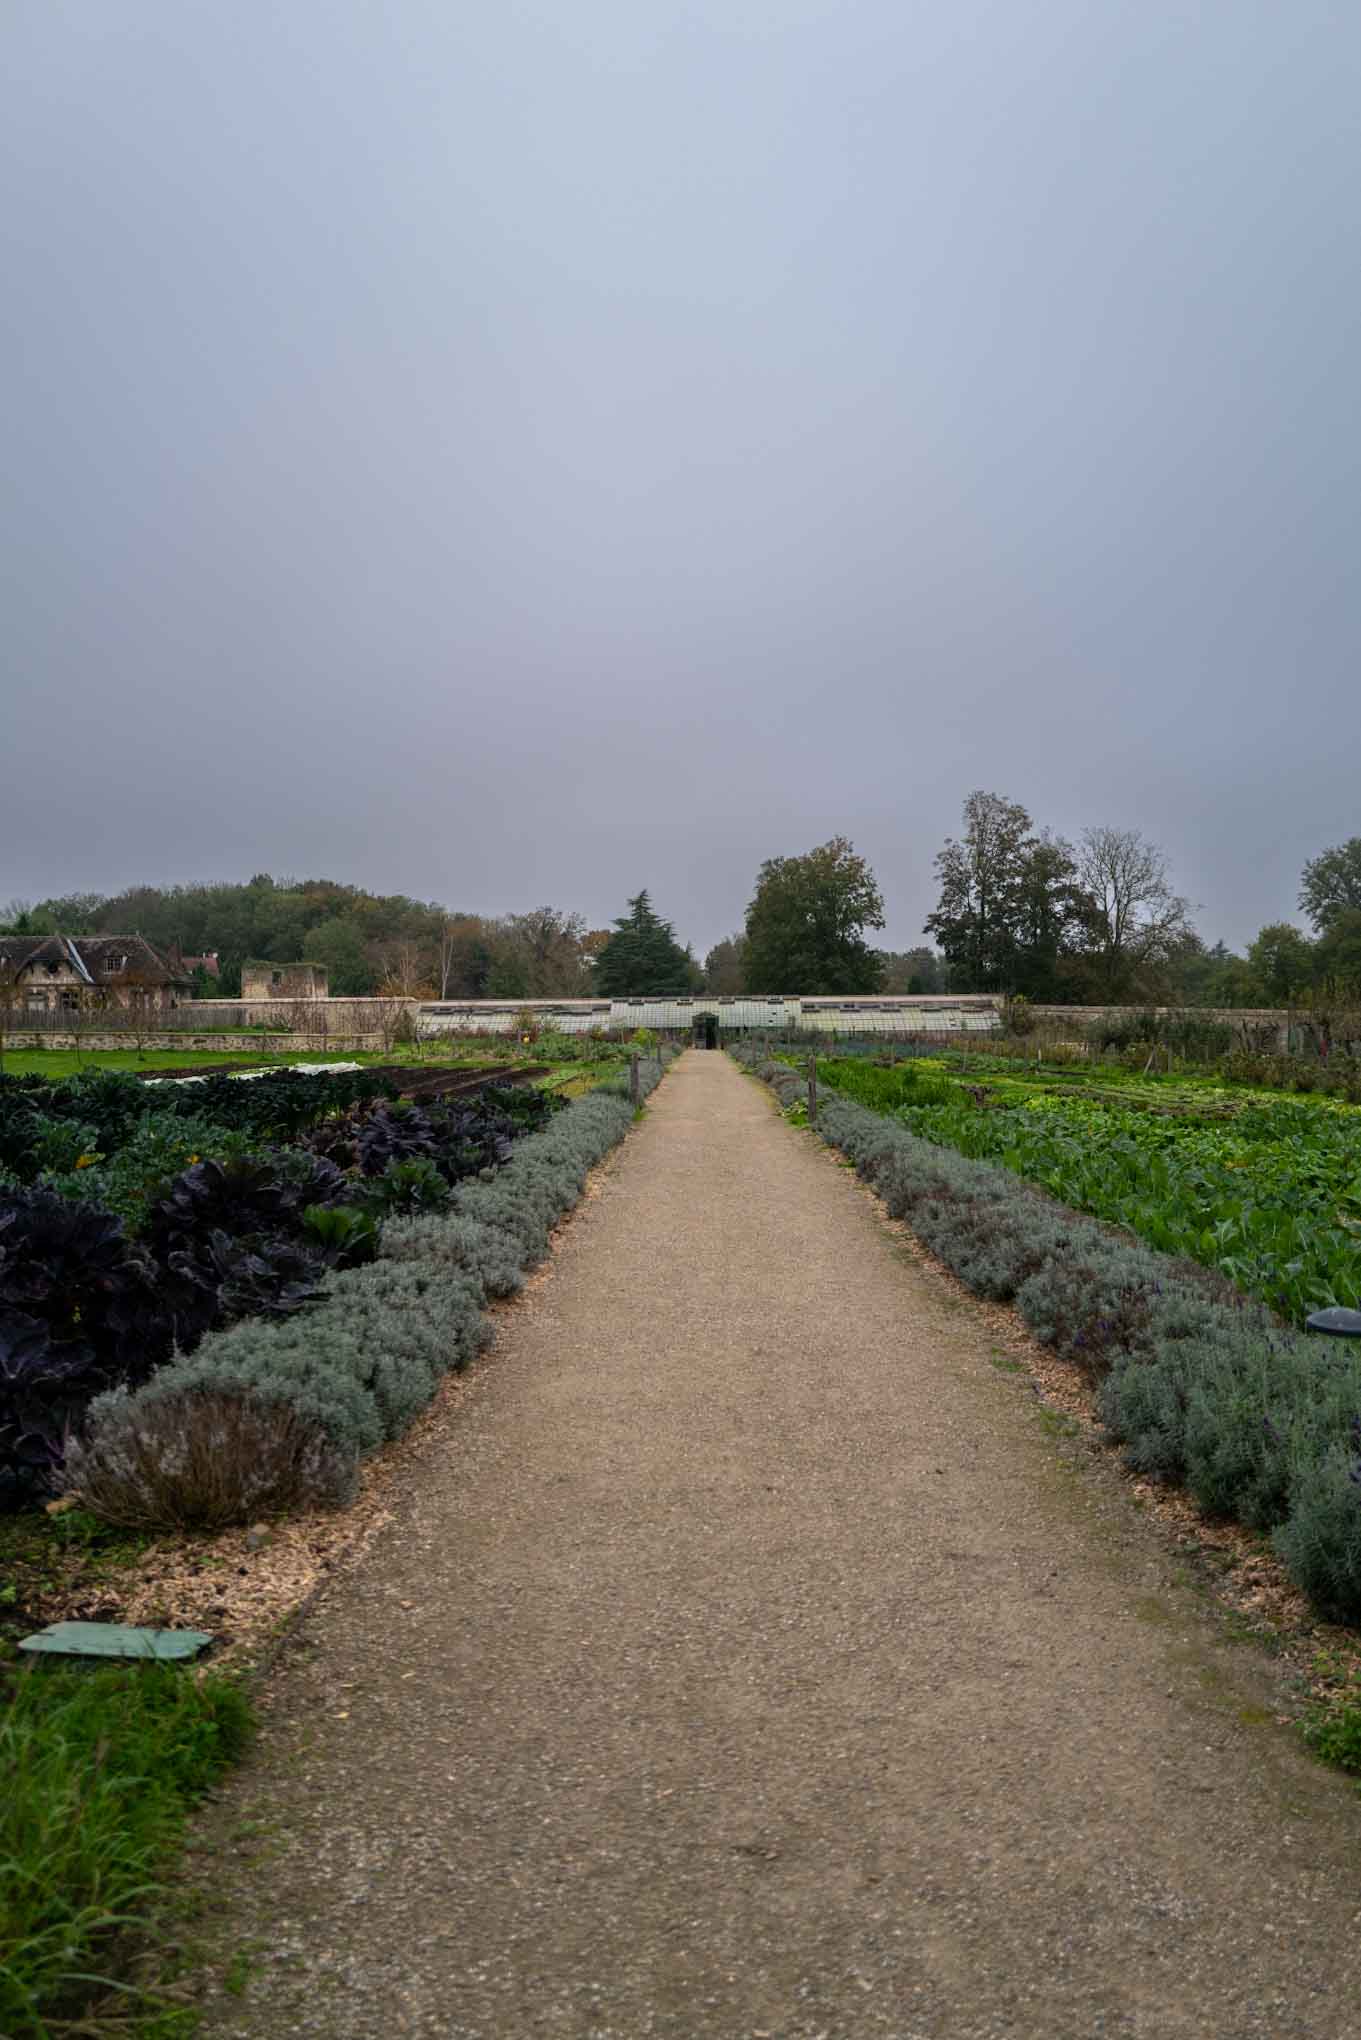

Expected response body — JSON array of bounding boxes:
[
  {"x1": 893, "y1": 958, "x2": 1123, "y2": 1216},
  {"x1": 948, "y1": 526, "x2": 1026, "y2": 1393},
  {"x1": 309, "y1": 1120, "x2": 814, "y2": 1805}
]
[{"x1": 3, "y1": 0, "x2": 1357, "y2": 955}]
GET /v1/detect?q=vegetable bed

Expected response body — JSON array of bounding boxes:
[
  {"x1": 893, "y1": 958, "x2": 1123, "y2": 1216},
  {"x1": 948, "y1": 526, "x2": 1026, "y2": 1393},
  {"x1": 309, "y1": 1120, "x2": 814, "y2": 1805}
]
[
  {"x1": 813, "y1": 1056, "x2": 1361, "y2": 1323},
  {"x1": 0, "y1": 1066, "x2": 564, "y2": 1510}
]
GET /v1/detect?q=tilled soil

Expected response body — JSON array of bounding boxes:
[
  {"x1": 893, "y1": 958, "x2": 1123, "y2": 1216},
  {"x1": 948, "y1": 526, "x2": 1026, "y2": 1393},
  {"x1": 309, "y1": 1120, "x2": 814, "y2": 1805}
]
[
  {"x1": 134, "y1": 1061, "x2": 550, "y2": 1100},
  {"x1": 192, "y1": 1050, "x2": 1361, "y2": 2038}
]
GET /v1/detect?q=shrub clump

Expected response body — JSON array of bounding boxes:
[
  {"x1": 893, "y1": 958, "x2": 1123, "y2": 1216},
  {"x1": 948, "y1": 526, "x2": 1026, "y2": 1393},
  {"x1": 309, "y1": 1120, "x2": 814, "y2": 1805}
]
[{"x1": 63, "y1": 1383, "x2": 356, "y2": 1530}]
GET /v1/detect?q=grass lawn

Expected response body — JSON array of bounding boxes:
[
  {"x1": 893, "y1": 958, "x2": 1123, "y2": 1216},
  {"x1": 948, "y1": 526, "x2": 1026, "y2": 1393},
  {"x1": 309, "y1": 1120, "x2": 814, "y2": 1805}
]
[
  {"x1": 0, "y1": 1044, "x2": 521, "y2": 1080},
  {"x1": 0, "y1": 1041, "x2": 641, "y2": 1086}
]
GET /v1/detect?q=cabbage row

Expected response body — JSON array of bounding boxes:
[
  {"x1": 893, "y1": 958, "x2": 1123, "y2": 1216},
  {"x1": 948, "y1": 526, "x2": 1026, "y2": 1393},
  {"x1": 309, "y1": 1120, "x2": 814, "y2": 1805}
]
[
  {"x1": 69, "y1": 1057, "x2": 671, "y2": 1529},
  {"x1": 0, "y1": 1068, "x2": 562, "y2": 1509}
]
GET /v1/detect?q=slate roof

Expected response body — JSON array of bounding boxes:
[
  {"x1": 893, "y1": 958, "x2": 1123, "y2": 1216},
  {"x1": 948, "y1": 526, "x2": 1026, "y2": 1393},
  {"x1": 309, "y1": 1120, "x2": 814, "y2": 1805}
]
[{"x1": 0, "y1": 935, "x2": 191, "y2": 986}]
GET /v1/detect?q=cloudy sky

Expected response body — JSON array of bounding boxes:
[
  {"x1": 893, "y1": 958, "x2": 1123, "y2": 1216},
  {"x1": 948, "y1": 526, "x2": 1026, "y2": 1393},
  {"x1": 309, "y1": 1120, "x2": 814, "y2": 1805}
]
[{"x1": 3, "y1": 1, "x2": 1357, "y2": 956}]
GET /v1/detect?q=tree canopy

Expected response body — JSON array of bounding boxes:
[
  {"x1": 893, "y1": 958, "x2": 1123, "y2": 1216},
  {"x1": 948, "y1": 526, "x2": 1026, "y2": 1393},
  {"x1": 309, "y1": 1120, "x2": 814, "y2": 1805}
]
[
  {"x1": 1246, "y1": 923, "x2": 1315, "y2": 1003},
  {"x1": 925, "y1": 794, "x2": 1192, "y2": 1002},
  {"x1": 702, "y1": 934, "x2": 747, "y2": 994},
  {"x1": 925, "y1": 793, "x2": 1095, "y2": 996},
  {"x1": 743, "y1": 838, "x2": 885, "y2": 993},
  {"x1": 0, "y1": 877, "x2": 597, "y2": 1001},
  {"x1": 1300, "y1": 838, "x2": 1361, "y2": 933}
]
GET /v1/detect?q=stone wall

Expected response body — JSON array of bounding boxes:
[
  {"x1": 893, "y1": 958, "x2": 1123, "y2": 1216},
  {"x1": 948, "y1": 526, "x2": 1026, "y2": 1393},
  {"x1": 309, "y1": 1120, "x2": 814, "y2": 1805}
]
[{"x1": 240, "y1": 963, "x2": 330, "y2": 1001}]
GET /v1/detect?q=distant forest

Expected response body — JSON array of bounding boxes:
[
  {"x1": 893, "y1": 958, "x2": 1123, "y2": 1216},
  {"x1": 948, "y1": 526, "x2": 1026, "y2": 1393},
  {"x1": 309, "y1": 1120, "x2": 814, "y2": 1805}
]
[{"x1": 4, "y1": 808, "x2": 1360, "y2": 1005}]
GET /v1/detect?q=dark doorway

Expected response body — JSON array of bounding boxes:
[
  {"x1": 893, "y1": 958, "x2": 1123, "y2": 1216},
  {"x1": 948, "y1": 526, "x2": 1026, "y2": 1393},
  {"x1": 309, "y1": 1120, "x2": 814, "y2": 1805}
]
[{"x1": 692, "y1": 1012, "x2": 719, "y2": 1049}]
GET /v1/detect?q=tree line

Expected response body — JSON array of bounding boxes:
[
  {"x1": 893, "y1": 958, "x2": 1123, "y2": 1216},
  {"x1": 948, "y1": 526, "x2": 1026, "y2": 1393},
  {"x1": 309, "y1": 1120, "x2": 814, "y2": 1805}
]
[
  {"x1": 5, "y1": 816, "x2": 1360, "y2": 1004},
  {"x1": 917, "y1": 794, "x2": 1361, "y2": 1006},
  {"x1": 700, "y1": 806, "x2": 1361, "y2": 1005},
  {"x1": 0, "y1": 878, "x2": 700, "y2": 1005}
]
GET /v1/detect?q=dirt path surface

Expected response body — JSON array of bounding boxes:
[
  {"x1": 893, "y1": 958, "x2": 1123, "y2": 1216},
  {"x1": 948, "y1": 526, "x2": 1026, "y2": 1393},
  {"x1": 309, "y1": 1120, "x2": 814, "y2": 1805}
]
[{"x1": 196, "y1": 1050, "x2": 1361, "y2": 2039}]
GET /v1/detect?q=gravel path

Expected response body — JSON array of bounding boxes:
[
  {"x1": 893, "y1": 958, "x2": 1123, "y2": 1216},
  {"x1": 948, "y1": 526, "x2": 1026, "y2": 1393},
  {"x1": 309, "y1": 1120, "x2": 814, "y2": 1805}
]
[{"x1": 196, "y1": 1049, "x2": 1361, "y2": 2038}]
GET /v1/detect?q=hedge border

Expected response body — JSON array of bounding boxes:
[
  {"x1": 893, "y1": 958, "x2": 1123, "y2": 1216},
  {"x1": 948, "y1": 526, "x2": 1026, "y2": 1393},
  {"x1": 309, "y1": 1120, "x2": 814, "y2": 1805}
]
[{"x1": 732, "y1": 1043, "x2": 1361, "y2": 1622}]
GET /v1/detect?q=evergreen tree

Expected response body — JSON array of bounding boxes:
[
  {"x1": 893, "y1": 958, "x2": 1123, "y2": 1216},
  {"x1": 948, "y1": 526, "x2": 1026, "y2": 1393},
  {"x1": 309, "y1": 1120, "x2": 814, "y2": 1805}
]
[{"x1": 593, "y1": 891, "x2": 693, "y2": 996}]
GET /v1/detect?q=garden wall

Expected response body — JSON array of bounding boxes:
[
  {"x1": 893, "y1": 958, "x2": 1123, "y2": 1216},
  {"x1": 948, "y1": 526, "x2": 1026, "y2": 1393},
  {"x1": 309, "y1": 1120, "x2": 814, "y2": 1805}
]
[
  {"x1": 1029, "y1": 1004, "x2": 1293, "y2": 1047},
  {"x1": 1, "y1": 1031, "x2": 342, "y2": 1054}
]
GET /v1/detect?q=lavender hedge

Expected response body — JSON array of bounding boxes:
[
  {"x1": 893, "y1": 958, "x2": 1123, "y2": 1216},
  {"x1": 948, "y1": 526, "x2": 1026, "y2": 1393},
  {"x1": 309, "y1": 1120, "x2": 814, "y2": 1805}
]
[{"x1": 733, "y1": 1043, "x2": 1361, "y2": 1621}]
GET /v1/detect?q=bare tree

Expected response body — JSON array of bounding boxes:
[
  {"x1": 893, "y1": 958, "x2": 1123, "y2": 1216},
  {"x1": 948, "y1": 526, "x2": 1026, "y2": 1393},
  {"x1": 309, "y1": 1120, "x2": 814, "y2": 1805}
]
[
  {"x1": 438, "y1": 919, "x2": 460, "y2": 1000},
  {"x1": 111, "y1": 962, "x2": 164, "y2": 1059},
  {"x1": 434, "y1": 914, "x2": 495, "y2": 998},
  {"x1": 377, "y1": 940, "x2": 435, "y2": 1000},
  {"x1": 0, "y1": 961, "x2": 21, "y2": 1070},
  {"x1": 285, "y1": 996, "x2": 331, "y2": 1055},
  {"x1": 64, "y1": 983, "x2": 110, "y2": 1065},
  {"x1": 371, "y1": 992, "x2": 413, "y2": 1057},
  {"x1": 497, "y1": 908, "x2": 590, "y2": 995},
  {"x1": 1074, "y1": 827, "x2": 1192, "y2": 1000}
]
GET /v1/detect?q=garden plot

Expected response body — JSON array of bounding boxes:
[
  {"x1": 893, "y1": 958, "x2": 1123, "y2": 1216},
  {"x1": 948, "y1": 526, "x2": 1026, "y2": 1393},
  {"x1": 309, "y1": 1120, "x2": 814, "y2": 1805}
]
[
  {"x1": 0, "y1": 1064, "x2": 565, "y2": 1513},
  {"x1": 812, "y1": 1053, "x2": 1361, "y2": 1322}
]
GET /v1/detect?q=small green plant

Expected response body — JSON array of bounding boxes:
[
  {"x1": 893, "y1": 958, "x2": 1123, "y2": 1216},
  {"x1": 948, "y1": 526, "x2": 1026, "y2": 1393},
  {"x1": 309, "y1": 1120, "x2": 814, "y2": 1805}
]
[
  {"x1": 1302, "y1": 1657, "x2": 1361, "y2": 1774},
  {"x1": 223, "y1": 1946, "x2": 257, "y2": 1997},
  {"x1": 301, "y1": 1202, "x2": 380, "y2": 1267},
  {"x1": 362, "y1": 1157, "x2": 450, "y2": 1215}
]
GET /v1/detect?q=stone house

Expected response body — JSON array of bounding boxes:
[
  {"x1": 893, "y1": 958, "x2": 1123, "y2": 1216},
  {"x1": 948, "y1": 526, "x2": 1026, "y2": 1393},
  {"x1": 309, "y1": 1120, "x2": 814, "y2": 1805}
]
[
  {"x1": 239, "y1": 960, "x2": 330, "y2": 1000},
  {"x1": 0, "y1": 935, "x2": 193, "y2": 1016}
]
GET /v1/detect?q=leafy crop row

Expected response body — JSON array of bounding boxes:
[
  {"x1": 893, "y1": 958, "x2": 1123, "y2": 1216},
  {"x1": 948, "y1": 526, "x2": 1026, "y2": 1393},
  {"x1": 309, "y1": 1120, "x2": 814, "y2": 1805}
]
[
  {"x1": 814, "y1": 1059, "x2": 1361, "y2": 1323},
  {"x1": 0, "y1": 1066, "x2": 399, "y2": 1186}
]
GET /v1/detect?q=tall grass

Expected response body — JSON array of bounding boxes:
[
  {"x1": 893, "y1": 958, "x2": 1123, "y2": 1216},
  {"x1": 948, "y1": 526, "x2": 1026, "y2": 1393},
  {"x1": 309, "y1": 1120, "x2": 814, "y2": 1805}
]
[{"x1": 0, "y1": 1663, "x2": 253, "y2": 2037}]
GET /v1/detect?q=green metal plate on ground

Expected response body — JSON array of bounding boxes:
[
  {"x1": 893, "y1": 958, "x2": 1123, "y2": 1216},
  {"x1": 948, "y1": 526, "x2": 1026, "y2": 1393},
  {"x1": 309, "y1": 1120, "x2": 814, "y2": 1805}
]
[{"x1": 19, "y1": 1622, "x2": 213, "y2": 1662}]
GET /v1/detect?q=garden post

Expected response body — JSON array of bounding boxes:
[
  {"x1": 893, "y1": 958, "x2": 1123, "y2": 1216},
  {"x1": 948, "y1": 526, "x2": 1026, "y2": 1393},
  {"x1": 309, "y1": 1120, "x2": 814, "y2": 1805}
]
[
  {"x1": 630, "y1": 1052, "x2": 640, "y2": 1106},
  {"x1": 807, "y1": 1056, "x2": 817, "y2": 1122}
]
